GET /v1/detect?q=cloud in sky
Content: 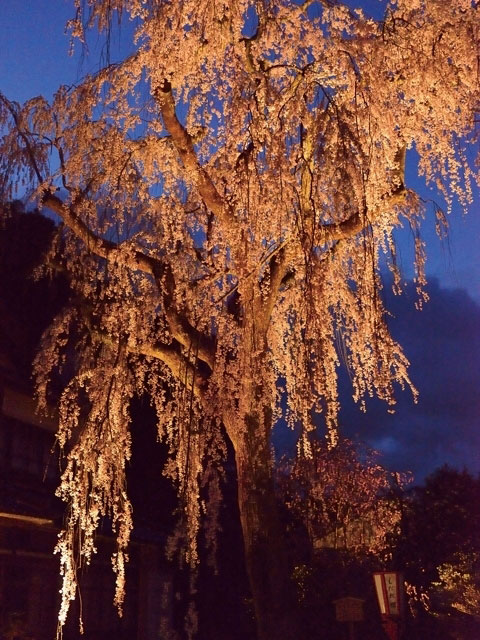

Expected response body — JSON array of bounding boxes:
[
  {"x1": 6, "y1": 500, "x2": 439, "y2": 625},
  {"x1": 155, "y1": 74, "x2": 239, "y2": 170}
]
[
  {"x1": 339, "y1": 278, "x2": 480, "y2": 483},
  {"x1": 274, "y1": 278, "x2": 480, "y2": 484}
]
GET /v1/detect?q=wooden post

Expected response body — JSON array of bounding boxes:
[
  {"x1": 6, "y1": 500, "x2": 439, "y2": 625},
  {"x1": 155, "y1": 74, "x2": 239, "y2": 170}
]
[{"x1": 348, "y1": 619, "x2": 355, "y2": 640}]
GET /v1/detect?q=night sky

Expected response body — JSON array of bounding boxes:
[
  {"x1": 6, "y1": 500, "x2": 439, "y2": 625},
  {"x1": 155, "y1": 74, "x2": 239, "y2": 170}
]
[{"x1": 1, "y1": 0, "x2": 479, "y2": 483}]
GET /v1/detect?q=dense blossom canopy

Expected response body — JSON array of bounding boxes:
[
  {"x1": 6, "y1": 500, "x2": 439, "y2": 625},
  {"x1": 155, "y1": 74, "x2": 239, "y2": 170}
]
[{"x1": 0, "y1": 0, "x2": 478, "y2": 634}]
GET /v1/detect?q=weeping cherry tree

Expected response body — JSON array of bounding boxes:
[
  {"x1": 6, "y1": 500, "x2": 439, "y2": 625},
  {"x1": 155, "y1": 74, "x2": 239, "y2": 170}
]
[{"x1": 0, "y1": 0, "x2": 479, "y2": 638}]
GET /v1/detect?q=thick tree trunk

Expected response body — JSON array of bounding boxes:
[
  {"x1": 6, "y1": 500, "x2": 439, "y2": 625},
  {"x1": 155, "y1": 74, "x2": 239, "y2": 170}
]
[{"x1": 233, "y1": 413, "x2": 299, "y2": 640}]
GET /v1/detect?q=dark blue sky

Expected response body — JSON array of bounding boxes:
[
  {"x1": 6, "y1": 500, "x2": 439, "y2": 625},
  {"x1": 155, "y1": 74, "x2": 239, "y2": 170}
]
[{"x1": 1, "y1": 0, "x2": 478, "y2": 482}]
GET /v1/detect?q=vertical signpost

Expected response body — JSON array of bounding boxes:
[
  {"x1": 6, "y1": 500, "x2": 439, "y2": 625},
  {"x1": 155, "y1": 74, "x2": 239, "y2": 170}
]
[{"x1": 373, "y1": 571, "x2": 404, "y2": 640}]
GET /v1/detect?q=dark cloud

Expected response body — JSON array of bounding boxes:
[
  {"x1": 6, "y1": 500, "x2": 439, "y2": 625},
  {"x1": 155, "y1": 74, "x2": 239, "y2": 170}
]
[{"x1": 339, "y1": 278, "x2": 480, "y2": 483}]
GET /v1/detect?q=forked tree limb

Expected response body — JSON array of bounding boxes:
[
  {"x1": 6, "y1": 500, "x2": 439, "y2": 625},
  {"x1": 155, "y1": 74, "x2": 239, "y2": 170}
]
[
  {"x1": 42, "y1": 193, "x2": 159, "y2": 275},
  {"x1": 219, "y1": 181, "x2": 409, "y2": 314},
  {"x1": 42, "y1": 193, "x2": 216, "y2": 372},
  {"x1": 141, "y1": 344, "x2": 205, "y2": 396},
  {"x1": 163, "y1": 305, "x2": 215, "y2": 371},
  {"x1": 319, "y1": 188, "x2": 409, "y2": 244},
  {"x1": 92, "y1": 327, "x2": 207, "y2": 395}
]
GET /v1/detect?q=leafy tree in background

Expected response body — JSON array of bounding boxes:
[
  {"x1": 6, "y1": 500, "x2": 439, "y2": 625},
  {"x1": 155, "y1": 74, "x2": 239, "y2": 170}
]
[
  {"x1": 432, "y1": 552, "x2": 480, "y2": 619},
  {"x1": 277, "y1": 437, "x2": 410, "y2": 556},
  {"x1": 399, "y1": 467, "x2": 480, "y2": 587},
  {"x1": 276, "y1": 437, "x2": 410, "y2": 639},
  {"x1": 1, "y1": 1, "x2": 479, "y2": 638},
  {"x1": 397, "y1": 467, "x2": 480, "y2": 639}
]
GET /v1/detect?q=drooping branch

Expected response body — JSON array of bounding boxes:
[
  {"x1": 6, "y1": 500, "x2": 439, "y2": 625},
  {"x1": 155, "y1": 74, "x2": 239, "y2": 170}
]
[
  {"x1": 215, "y1": 238, "x2": 291, "y2": 309},
  {"x1": 299, "y1": 123, "x2": 316, "y2": 246},
  {"x1": 319, "y1": 142, "x2": 409, "y2": 244},
  {"x1": 0, "y1": 95, "x2": 45, "y2": 185}
]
